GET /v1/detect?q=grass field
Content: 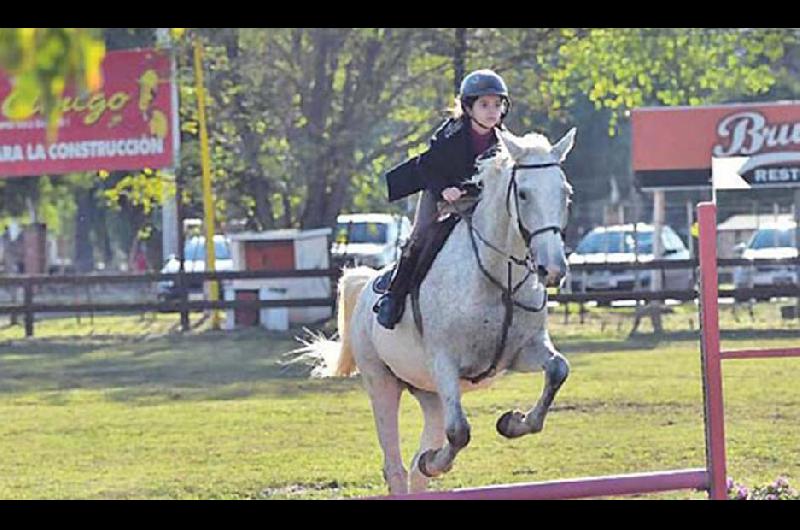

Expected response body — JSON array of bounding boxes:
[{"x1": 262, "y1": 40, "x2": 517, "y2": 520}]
[{"x1": 0, "y1": 302, "x2": 797, "y2": 500}]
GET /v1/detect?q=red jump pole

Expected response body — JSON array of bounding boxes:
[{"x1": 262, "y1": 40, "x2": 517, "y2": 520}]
[
  {"x1": 722, "y1": 347, "x2": 800, "y2": 360},
  {"x1": 371, "y1": 468, "x2": 709, "y2": 501},
  {"x1": 697, "y1": 202, "x2": 728, "y2": 500}
]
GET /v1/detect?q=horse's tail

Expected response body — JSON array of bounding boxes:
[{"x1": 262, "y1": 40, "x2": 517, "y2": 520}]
[
  {"x1": 292, "y1": 266, "x2": 375, "y2": 378},
  {"x1": 332, "y1": 266, "x2": 374, "y2": 376}
]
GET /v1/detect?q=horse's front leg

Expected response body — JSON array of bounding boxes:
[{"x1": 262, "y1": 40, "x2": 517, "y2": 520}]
[
  {"x1": 416, "y1": 354, "x2": 471, "y2": 478},
  {"x1": 497, "y1": 331, "x2": 569, "y2": 438}
]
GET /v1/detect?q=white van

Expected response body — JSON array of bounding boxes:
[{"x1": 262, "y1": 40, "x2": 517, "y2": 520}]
[{"x1": 332, "y1": 213, "x2": 412, "y2": 270}]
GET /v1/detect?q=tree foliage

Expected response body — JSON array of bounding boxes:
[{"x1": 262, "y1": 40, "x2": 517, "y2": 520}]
[
  {"x1": 541, "y1": 28, "x2": 796, "y2": 133},
  {"x1": 0, "y1": 28, "x2": 105, "y2": 140}
]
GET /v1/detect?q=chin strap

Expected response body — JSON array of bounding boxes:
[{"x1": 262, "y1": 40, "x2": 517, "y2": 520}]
[{"x1": 470, "y1": 116, "x2": 494, "y2": 131}]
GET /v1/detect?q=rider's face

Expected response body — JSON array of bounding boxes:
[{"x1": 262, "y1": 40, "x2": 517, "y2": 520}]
[{"x1": 468, "y1": 95, "x2": 504, "y2": 131}]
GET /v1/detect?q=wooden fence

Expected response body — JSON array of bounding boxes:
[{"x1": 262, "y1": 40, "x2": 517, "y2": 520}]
[{"x1": 0, "y1": 258, "x2": 797, "y2": 337}]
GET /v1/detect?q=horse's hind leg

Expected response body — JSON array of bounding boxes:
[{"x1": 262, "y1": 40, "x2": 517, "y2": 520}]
[
  {"x1": 408, "y1": 387, "x2": 445, "y2": 493},
  {"x1": 361, "y1": 361, "x2": 409, "y2": 495},
  {"x1": 415, "y1": 355, "x2": 471, "y2": 478},
  {"x1": 497, "y1": 332, "x2": 569, "y2": 439}
]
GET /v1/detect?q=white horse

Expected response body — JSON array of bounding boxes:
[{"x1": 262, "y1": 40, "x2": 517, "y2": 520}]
[{"x1": 304, "y1": 128, "x2": 576, "y2": 495}]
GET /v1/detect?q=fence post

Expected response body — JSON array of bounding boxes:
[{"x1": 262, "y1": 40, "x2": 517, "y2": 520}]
[
  {"x1": 178, "y1": 270, "x2": 189, "y2": 331},
  {"x1": 23, "y1": 278, "x2": 34, "y2": 338}
]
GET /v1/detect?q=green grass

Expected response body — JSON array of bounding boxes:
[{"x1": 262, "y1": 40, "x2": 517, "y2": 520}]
[{"x1": 0, "y1": 305, "x2": 797, "y2": 499}]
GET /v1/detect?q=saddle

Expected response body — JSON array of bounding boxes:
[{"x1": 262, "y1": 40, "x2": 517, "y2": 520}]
[{"x1": 373, "y1": 185, "x2": 481, "y2": 295}]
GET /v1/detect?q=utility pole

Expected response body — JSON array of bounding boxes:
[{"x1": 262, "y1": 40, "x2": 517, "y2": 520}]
[
  {"x1": 650, "y1": 190, "x2": 665, "y2": 334},
  {"x1": 156, "y1": 28, "x2": 181, "y2": 262},
  {"x1": 193, "y1": 36, "x2": 221, "y2": 330}
]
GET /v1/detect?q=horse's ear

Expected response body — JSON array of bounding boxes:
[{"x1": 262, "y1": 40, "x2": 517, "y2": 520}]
[
  {"x1": 552, "y1": 127, "x2": 577, "y2": 162},
  {"x1": 499, "y1": 131, "x2": 524, "y2": 160}
]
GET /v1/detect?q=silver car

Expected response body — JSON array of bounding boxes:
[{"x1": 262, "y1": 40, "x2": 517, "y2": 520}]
[
  {"x1": 733, "y1": 223, "x2": 798, "y2": 292},
  {"x1": 567, "y1": 223, "x2": 692, "y2": 293}
]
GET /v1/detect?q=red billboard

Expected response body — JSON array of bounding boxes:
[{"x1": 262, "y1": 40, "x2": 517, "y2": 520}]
[
  {"x1": 631, "y1": 101, "x2": 800, "y2": 190},
  {"x1": 0, "y1": 48, "x2": 175, "y2": 178}
]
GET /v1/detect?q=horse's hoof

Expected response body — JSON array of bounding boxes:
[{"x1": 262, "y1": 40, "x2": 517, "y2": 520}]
[
  {"x1": 417, "y1": 449, "x2": 435, "y2": 478},
  {"x1": 417, "y1": 449, "x2": 452, "y2": 478},
  {"x1": 496, "y1": 410, "x2": 528, "y2": 439}
]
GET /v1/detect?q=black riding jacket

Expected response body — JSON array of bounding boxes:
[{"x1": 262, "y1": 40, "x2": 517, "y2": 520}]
[{"x1": 385, "y1": 116, "x2": 502, "y2": 202}]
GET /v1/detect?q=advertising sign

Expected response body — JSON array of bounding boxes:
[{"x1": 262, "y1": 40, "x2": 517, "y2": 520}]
[
  {"x1": 0, "y1": 48, "x2": 175, "y2": 178},
  {"x1": 632, "y1": 101, "x2": 800, "y2": 190}
]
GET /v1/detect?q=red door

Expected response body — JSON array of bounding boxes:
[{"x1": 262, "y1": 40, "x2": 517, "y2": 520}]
[
  {"x1": 235, "y1": 290, "x2": 259, "y2": 326},
  {"x1": 244, "y1": 241, "x2": 294, "y2": 270}
]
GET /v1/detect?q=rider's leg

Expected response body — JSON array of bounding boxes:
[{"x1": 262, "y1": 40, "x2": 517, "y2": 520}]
[
  {"x1": 375, "y1": 191, "x2": 439, "y2": 329},
  {"x1": 409, "y1": 190, "x2": 439, "y2": 242}
]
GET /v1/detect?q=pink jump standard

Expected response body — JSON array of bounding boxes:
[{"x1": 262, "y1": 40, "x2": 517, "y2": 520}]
[
  {"x1": 697, "y1": 201, "x2": 800, "y2": 501},
  {"x1": 697, "y1": 202, "x2": 729, "y2": 500}
]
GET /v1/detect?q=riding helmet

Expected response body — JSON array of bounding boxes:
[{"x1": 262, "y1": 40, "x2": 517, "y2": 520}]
[{"x1": 459, "y1": 69, "x2": 511, "y2": 117}]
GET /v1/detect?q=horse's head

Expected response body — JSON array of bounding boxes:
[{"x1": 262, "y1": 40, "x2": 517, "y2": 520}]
[{"x1": 491, "y1": 128, "x2": 575, "y2": 287}]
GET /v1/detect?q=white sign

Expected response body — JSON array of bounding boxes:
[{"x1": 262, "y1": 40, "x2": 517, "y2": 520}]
[{"x1": 711, "y1": 156, "x2": 750, "y2": 192}]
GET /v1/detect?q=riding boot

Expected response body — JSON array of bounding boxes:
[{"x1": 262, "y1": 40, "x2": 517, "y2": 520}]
[
  {"x1": 375, "y1": 292, "x2": 401, "y2": 329},
  {"x1": 374, "y1": 243, "x2": 419, "y2": 329}
]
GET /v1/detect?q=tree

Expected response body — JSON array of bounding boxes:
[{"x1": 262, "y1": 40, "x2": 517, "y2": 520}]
[
  {"x1": 86, "y1": 28, "x2": 800, "y2": 250},
  {"x1": 169, "y1": 29, "x2": 452, "y2": 231}
]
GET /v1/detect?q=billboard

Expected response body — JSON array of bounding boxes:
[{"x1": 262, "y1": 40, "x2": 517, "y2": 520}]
[
  {"x1": 0, "y1": 48, "x2": 175, "y2": 178},
  {"x1": 632, "y1": 101, "x2": 800, "y2": 190}
]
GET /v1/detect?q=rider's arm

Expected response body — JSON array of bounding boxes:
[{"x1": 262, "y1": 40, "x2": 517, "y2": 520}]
[{"x1": 417, "y1": 125, "x2": 462, "y2": 199}]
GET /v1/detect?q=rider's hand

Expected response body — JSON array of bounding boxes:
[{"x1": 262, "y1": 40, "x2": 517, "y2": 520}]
[{"x1": 442, "y1": 187, "x2": 465, "y2": 203}]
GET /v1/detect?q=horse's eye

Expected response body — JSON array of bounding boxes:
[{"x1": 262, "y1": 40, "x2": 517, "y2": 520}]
[{"x1": 519, "y1": 191, "x2": 528, "y2": 201}]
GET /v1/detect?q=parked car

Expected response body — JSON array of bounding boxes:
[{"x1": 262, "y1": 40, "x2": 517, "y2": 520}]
[
  {"x1": 567, "y1": 223, "x2": 692, "y2": 293},
  {"x1": 157, "y1": 235, "x2": 234, "y2": 300},
  {"x1": 331, "y1": 213, "x2": 412, "y2": 270},
  {"x1": 733, "y1": 222, "x2": 798, "y2": 292}
]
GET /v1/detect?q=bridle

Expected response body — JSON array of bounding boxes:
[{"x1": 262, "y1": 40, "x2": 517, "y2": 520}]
[
  {"x1": 461, "y1": 159, "x2": 567, "y2": 384},
  {"x1": 505, "y1": 162, "x2": 566, "y2": 247},
  {"x1": 465, "y1": 160, "x2": 566, "y2": 288}
]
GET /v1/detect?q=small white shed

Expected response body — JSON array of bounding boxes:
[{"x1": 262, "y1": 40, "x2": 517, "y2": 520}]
[{"x1": 223, "y1": 228, "x2": 333, "y2": 330}]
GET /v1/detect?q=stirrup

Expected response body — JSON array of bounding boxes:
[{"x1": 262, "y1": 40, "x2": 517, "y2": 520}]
[
  {"x1": 372, "y1": 293, "x2": 389, "y2": 314},
  {"x1": 372, "y1": 268, "x2": 394, "y2": 295}
]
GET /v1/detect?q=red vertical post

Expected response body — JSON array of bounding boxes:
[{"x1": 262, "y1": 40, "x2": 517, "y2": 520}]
[{"x1": 697, "y1": 202, "x2": 727, "y2": 500}]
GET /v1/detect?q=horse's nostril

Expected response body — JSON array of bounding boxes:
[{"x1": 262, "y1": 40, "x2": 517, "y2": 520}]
[{"x1": 537, "y1": 265, "x2": 548, "y2": 277}]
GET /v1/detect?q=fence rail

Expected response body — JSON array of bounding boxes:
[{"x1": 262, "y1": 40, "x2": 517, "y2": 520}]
[
  {"x1": 0, "y1": 259, "x2": 797, "y2": 337},
  {"x1": 570, "y1": 257, "x2": 799, "y2": 271}
]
